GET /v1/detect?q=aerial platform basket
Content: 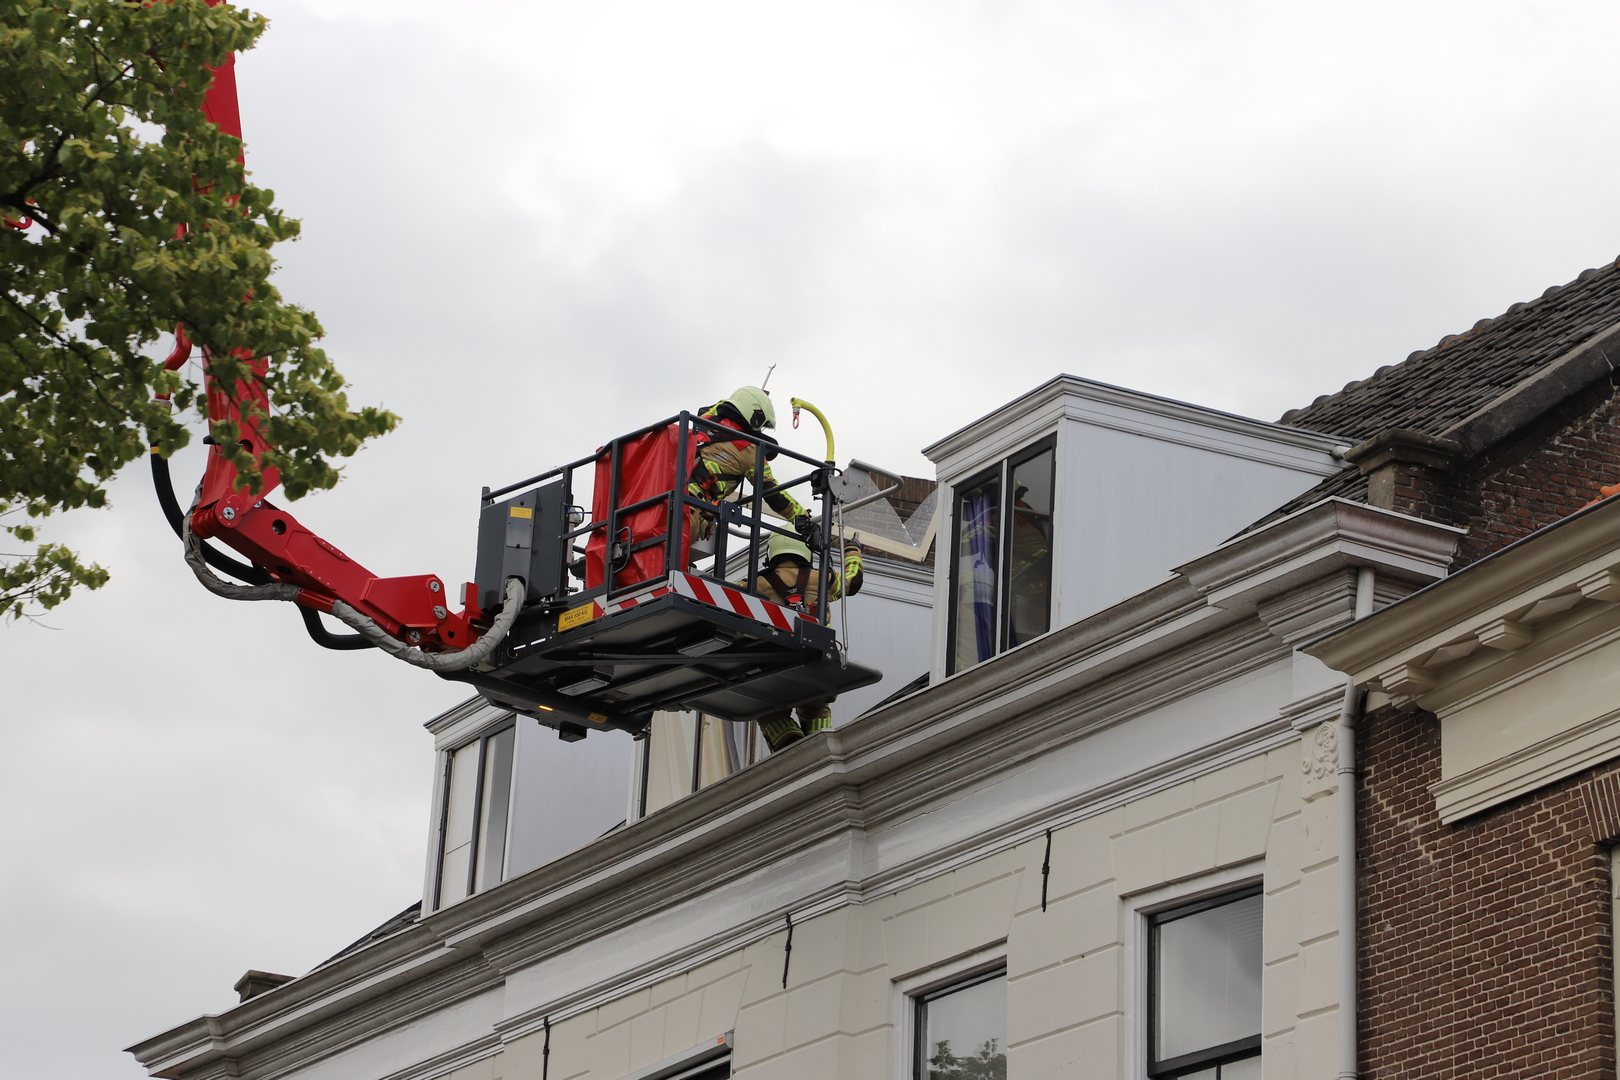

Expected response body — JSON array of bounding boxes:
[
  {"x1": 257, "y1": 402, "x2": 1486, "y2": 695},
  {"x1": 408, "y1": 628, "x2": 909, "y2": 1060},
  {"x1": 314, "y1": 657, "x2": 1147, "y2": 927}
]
[{"x1": 442, "y1": 412, "x2": 881, "y2": 739}]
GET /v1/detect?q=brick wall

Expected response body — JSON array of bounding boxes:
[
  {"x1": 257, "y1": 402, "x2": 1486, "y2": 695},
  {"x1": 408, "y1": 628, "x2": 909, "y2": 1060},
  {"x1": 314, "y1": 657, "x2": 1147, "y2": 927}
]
[
  {"x1": 1381, "y1": 378, "x2": 1620, "y2": 569},
  {"x1": 1357, "y1": 702, "x2": 1616, "y2": 1080}
]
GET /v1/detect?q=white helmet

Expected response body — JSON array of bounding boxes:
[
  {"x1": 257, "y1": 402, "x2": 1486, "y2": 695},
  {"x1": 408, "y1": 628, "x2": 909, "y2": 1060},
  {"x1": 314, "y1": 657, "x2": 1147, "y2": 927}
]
[
  {"x1": 767, "y1": 531, "x2": 812, "y2": 564},
  {"x1": 724, "y1": 386, "x2": 776, "y2": 431}
]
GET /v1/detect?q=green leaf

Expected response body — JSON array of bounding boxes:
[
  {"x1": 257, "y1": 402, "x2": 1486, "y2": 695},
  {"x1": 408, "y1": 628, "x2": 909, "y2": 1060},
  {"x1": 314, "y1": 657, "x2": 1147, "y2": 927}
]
[{"x1": 0, "y1": 0, "x2": 398, "y2": 620}]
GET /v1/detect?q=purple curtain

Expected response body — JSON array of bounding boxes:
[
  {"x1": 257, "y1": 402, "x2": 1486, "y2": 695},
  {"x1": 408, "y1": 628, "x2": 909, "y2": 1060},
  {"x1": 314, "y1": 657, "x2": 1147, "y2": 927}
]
[{"x1": 964, "y1": 488, "x2": 997, "y2": 664}]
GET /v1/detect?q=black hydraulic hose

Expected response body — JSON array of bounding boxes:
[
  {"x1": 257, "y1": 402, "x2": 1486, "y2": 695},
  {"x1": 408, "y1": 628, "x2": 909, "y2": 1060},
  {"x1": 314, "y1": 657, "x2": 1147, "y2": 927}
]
[
  {"x1": 297, "y1": 603, "x2": 377, "y2": 650},
  {"x1": 150, "y1": 448, "x2": 376, "y2": 651},
  {"x1": 150, "y1": 450, "x2": 267, "y2": 583}
]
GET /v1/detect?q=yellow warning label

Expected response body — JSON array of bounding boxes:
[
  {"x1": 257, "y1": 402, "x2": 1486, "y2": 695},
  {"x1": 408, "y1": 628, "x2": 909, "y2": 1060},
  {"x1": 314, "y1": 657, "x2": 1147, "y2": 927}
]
[
  {"x1": 509, "y1": 506, "x2": 534, "y2": 519},
  {"x1": 558, "y1": 604, "x2": 595, "y2": 632},
  {"x1": 588, "y1": 713, "x2": 608, "y2": 724}
]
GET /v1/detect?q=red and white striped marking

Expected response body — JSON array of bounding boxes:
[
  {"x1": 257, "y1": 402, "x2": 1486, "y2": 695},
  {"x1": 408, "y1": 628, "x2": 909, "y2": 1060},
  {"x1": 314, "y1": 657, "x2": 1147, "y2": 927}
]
[
  {"x1": 589, "y1": 581, "x2": 672, "y2": 619},
  {"x1": 584, "y1": 573, "x2": 798, "y2": 634},
  {"x1": 671, "y1": 572, "x2": 797, "y2": 631}
]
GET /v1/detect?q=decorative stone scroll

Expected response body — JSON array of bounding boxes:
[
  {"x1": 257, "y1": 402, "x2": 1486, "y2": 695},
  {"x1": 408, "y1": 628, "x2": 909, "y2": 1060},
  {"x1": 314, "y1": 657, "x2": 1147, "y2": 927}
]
[{"x1": 1301, "y1": 721, "x2": 1339, "y2": 799}]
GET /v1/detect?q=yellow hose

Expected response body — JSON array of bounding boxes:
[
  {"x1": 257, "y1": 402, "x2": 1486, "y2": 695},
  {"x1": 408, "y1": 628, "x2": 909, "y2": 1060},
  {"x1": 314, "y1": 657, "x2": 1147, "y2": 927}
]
[{"x1": 789, "y1": 398, "x2": 835, "y2": 464}]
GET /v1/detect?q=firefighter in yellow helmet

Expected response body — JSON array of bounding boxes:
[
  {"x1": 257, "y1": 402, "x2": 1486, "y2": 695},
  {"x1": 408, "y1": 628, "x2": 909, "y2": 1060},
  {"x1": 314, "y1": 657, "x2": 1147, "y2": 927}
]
[
  {"x1": 686, "y1": 387, "x2": 821, "y2": 552},
  {"x1": 748, "y1": 530, "x2": 865, "y2": 752}
]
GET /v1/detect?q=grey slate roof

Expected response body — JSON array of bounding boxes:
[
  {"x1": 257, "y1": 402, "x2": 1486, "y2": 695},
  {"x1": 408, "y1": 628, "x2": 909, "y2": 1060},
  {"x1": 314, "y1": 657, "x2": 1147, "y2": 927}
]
[
  {"x1": 315, "y1": 901, "x2": 421, "y2": 969},
  {"x1": 1277, "y1": 260, "x2": 1620, "y2": 440},
  {"x1": 1246, "y1": 258, "x2": 1620, "y2": 531},
  {"x1": 1251, "y1": 466, "x2": 1372, "y2": 529}
]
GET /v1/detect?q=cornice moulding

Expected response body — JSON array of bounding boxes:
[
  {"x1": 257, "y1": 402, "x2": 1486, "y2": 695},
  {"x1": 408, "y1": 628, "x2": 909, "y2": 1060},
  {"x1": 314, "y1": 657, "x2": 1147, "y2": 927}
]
[
  {"x1": 1430, "y1": 706, "x2": 1620, "y2": 823},
  {"x1": 1176, "y1": 499, "x2": 1462, "y2": 616},
  {"x1": 425, "y1": 699, "x2": 509, "y2": 750},
  {"x1": 1305, "y1": 497, "x2": 1620, "y2": 682},
  {"x1": 1403, "y1": 604, "x2": 1620, "y2": 718},
  {"x1": 924, "y1": 375, "x2": 1344, "y2": 480},
  {"x1": 926, "y1": 374, "x2": 1341, "y2": 466},
  {"x1": 927, "y1": 385, "x2": 1067, "y2": 481},
  {"x1": 1281, "y1": 686, "x2": 1346, "y2": 732},
  {"x1": 1054, "y1": 396, "x2": 1344, "y2": 476},
  {"x1": 132, "y1": 596, "x2": 1264, "y2": 1078},
  {"x1": 131, "y1": 949, "x2": 494, "y2": 1080}
]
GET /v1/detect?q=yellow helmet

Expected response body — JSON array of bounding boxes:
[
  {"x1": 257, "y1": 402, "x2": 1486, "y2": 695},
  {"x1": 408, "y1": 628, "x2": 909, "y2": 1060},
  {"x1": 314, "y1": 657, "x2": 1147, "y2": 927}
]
[{"x1": 724, "y1": 386, "x2": 776, "y2": 431}]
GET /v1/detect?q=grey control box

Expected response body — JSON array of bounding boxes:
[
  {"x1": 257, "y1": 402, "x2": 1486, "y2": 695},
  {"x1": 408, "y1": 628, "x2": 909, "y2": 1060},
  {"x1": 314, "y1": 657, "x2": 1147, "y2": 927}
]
[{"x1": 473, "y1": 480, "x2": 566, "y2": 615}]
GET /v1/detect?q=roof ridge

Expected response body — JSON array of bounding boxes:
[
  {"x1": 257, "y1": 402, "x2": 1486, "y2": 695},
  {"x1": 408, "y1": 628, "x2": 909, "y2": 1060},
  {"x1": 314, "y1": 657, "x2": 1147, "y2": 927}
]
[{"x1": 1278, "y1": 259, "x2": 1620, "y2": 427}]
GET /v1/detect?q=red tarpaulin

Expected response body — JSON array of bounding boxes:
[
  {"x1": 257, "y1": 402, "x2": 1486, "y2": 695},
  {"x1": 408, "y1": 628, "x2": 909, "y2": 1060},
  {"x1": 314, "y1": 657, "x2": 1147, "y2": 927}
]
[{"x1": 584, "y1": 425, "x2": 698, "y2": 591}]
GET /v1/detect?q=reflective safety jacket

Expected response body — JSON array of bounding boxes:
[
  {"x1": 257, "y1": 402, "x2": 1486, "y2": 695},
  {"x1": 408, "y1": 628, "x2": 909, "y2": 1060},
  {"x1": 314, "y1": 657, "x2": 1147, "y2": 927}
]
[
  {"x1": 687, "y1": 403, "x2": 807, "y2": 523},
  {"x1": 747, "y1": 546, "x2": 863, "y2": 622}
]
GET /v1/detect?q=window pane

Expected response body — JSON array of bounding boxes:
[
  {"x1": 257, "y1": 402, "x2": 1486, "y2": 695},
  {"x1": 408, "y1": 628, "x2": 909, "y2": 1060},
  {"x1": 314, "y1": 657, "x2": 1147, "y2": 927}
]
[
  {"x1": 643, "y1": 710, "x2": 698, "y2": 815},
  {"x1": 505, "y1": 718, "x2": 636, "y2": 876},
  {"x1": 476, "y1": 726, "x2": 516, "y2": 891},
  {"x1": 1005, "y1": 449, "x2": 1054, "y2": 648},
  {"x1": 696, "y1": 714, "x2": 738, "y2": 789},
  {"x1": 1155, "y1": 893, "x2": 1263, "y2": 1064},
  {"x1": 920, "y1": 974, "x2": 1007, "y2": 1080},
  {"x1": 437, "y1": 744, "x2": 481, "y2": 906},
  {"x1": 952, "y1": 475, "x2": 1001, "y2": 672},
  {"x1": 676, "y1": 1064, "x2": 731, "y2": 1080},
  {"x1": 1220, "y1": 1056, "x2": 1261, "y2": 1080}
]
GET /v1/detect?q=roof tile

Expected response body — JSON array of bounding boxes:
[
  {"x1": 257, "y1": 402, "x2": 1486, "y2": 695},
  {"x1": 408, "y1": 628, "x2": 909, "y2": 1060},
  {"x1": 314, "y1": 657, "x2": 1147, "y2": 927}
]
[
  {"x1": 1278, "y1": 260, "x2": 1620, "y2": 441},
  {"x1": 1253, "y1": 259, "x2": 1620, "y2": 536}
]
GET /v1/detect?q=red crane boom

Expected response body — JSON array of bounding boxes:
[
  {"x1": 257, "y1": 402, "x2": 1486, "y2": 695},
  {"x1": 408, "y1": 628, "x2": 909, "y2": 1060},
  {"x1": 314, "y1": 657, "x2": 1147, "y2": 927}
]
[{"x1": 157, "y1": 22, "x2": 498, "y2": 659}]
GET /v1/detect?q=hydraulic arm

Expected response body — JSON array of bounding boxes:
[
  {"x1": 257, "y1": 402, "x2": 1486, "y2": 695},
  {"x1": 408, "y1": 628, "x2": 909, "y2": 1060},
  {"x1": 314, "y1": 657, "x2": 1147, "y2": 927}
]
[
  {"x1": 144, "y1": 14, "x2": 881, "y2": 731},
  {"x1": 150, "y1": 18, "x2": 519, "y2": 665}
]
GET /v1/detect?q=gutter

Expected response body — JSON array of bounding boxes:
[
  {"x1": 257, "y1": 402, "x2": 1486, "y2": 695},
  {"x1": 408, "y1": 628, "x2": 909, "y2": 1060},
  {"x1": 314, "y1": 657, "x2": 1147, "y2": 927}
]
[
  {"x1": 1339, "y1": 566, "x2": 1375, "y2": 1080},
  {"x1": 1441, "y1": 319, "x2": 1620, "y2": 458}
]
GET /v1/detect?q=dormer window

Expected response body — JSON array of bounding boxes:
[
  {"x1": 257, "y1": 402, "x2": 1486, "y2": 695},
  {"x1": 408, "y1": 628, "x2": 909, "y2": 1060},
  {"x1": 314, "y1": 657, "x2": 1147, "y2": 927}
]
[
  {"x1": 947, "y1": 439, "x2": 1055, "y2": 673},
  {"x1": 434, "y1": 719, "x2": 516, "y2": 908}
]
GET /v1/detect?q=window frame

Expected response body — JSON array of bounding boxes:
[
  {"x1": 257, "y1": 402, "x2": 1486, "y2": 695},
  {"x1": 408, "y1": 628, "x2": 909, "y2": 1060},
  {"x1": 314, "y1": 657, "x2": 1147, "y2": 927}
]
[
  {"x1": 432, "y1": 716, "x2": 516, "y2": 910},
  {"x1": 1611, "y1": 845, "x2": 1620, "y2": 1078},
  {"x1": 634, "y1": 711, "x2": 753, "y2": 820},
  {"x1": 616, "y1": 1032, "x2": 733, "y2": 1080},
  {"x1": 945, "y1": 461, "x2": 1001, "y2": 677},
  {"x1": 1145, "y1": 883, "x2": 1264, "y2": 1079},
  {"x1": 946, "y1": 434, "x2": 1057, "y2": 675},
  {"x1": 910, "y1": 964, "x2": 1009, "y2": 1080},
  {"x1": 1000, "y1": 439, "x2": 1057, "y2": 653}
]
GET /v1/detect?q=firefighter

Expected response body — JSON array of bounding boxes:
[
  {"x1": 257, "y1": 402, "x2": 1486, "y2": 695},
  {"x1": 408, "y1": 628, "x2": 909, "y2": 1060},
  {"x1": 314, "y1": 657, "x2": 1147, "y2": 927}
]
[
  {"x1": 687, "y1": 387, "x2": 820, "y2": 551},
  {"x1": 749, "y1": 531, "x2": 865, "y2": 752}
]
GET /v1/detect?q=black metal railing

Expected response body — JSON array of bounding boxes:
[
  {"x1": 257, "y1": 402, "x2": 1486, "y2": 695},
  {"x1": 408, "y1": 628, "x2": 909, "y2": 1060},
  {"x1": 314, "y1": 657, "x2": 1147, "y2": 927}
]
[{"x1": 481, "y1": 412, "x2": 836, "y2": 618}]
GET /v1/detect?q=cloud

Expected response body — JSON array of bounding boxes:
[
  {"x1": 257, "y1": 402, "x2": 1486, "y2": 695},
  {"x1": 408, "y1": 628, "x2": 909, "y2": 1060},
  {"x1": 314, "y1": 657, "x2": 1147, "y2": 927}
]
[{"x1": 11, "y1": 1, "x2": 1620, "y2": 1075}]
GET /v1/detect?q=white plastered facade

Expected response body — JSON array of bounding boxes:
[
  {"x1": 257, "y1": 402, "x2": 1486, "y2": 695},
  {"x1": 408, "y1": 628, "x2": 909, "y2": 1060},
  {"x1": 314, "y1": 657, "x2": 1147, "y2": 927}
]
[{"x1": 130, "y1": 384, "x2": 1463, "y2": 1080}]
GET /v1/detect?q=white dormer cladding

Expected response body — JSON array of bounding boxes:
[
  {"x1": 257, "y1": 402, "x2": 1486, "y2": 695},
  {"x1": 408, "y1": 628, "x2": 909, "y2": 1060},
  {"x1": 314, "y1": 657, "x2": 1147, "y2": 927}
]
[{"x1": 923, "y1": 376, "x2": 1349, "y2": 680}]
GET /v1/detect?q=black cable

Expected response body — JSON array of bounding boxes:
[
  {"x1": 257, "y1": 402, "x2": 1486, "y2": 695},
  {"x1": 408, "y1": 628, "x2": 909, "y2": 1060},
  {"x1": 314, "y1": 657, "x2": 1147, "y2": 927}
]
[
  {"x1": 151, "y1": 448, "x2": 376, "y2": 650},
  {"x1": 150, "y1": 450, "x2": 267, "y2": 583},
  {"x1": 297, "y1": 604, "x2": 377, "y2": 650},
  {"x1": 1041, "y1": 828, "x2": 1053, "y2": 912},
  {"x1": 782, "y1": 912, "x2": 793, "y2": 988}
]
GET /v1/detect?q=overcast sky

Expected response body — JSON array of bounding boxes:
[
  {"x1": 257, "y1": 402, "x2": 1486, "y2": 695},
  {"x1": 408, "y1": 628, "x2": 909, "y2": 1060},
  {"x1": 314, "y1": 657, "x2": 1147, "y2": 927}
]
[{"x1": 9, "y1": 1, "x2": 1620, "y2": 1076}]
